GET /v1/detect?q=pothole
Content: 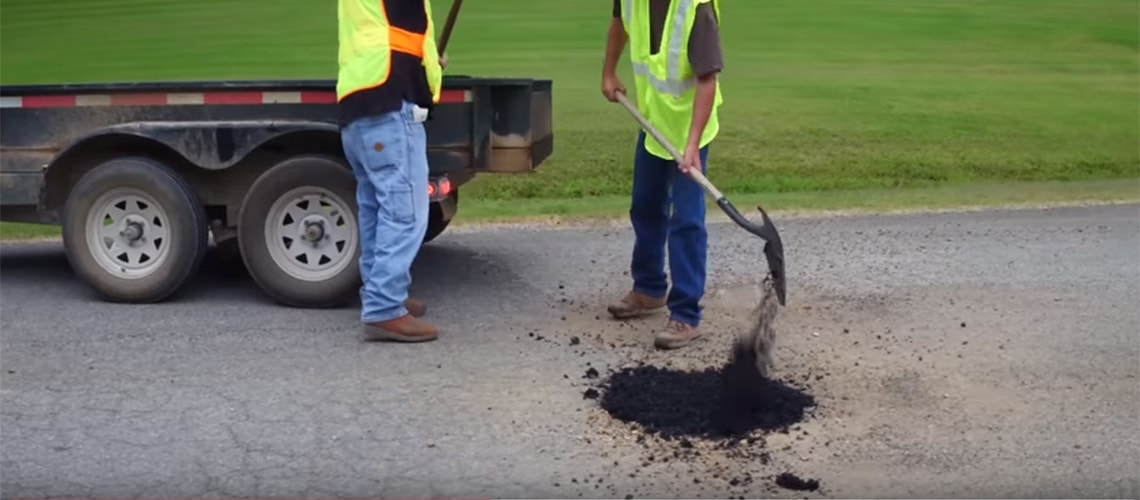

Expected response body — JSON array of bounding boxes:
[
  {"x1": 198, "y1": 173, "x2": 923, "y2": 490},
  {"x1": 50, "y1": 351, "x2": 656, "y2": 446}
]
[
  {"x1": 594, "y1": 363, "x2": 816, "y2": 440},
  {"x1": 580, "y1": 361, "x2": 823, "y2": 496}
]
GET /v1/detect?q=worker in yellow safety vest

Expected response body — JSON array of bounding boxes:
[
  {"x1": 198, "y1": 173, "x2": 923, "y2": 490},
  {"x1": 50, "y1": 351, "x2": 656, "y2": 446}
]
[
  {"x1": 601, "y1": 0, "x2": 725, "y2": 350},
  {"x1": 337, "y1": 0, "x2": 448, "y2": 343}
]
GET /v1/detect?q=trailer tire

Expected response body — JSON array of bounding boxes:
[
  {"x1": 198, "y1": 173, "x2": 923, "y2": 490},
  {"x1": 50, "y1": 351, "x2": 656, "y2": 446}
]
[
  {"x1": 61, "y1": 156, "x2": 208, "y2": 303},
  {"x1": 423, "y1": 201, "x2": 452, "y2": 244},
  {"x1": 237, "y1": 155, "x2": 361, "y2": 308}
]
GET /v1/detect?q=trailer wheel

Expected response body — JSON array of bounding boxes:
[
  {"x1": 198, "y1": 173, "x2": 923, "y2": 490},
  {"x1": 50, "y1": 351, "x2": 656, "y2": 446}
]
[
  {"x1": 61, "y1": 157, "x2": 208, "y2": 303},
  {"x1": 237, "y1": 155, "x2": 360, "y2": 308}
]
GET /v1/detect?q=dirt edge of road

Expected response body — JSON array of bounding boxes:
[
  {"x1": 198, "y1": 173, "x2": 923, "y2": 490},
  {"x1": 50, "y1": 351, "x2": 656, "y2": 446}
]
[{"x1": 448, "y1": 198, "x2": 1140, "y2": 232}]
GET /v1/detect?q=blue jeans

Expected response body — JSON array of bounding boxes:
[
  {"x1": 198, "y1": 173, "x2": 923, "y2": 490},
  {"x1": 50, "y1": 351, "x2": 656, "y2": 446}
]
[
  {"x1": 629, "y1": 131, "x2": 709, "y2": 327},
  {"x1": 340, "y1": 101, "x2": 430, "y2": 323}
]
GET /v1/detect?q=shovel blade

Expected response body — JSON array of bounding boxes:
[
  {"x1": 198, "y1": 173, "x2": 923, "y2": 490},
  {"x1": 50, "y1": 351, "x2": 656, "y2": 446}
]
[
  {"x1": 715, "y1": 199, "x2": 787, "y2": 306},
  {"x1": 756, "y1": 206, "x2": 787, "y2": 306}
]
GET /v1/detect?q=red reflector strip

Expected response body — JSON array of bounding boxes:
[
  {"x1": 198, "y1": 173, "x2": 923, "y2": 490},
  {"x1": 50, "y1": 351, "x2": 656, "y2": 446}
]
[
  {"x1": 300, "y1": 91, "x2": 337, "y2": 104},
  {"x1": 303, "y1": 89, "x2": 471, "y2": 104},
  {"x1": 439, "y1": 89, "x2": 470, "y2": 103},
  {"x1": 20, "y1": 95, "x2": 76, "y2": 107},
  {"x1": 203, "y1": 92, "x2": 265, "y2": 105},
  {"x1": 2, "y1": 89, "x2": 474, "y2": 108}
]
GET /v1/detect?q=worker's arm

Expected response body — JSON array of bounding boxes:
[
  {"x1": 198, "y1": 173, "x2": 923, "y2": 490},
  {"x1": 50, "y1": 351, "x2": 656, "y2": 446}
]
[
  {"x1": 603, "y1": 17, "x2": 628, "y2": 77},
  {"x1": 681, "y1": 3, "x2": 724, "y2": 173},
  {"x1": 423, "y1": 0, "x2": 446, "y2": 70},
  {"x1": 602, "y1": 0, "x2": 628, "y2": 102},
  {"x1": 686, "y1": 73, "x2": 717, "y2": 147}
]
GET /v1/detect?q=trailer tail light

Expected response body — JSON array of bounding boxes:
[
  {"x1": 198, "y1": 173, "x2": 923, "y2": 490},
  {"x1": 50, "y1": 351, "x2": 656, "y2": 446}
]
[{"x1": 427, "y1": 176, "x2": 452, "y2": 201}]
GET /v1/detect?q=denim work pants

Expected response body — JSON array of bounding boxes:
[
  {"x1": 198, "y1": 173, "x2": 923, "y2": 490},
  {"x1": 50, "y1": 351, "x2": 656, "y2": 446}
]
[
  {"x1": 340, "y1": 101, "x2": 430, "y2": 323},
  {"x1": 629, "y1": 131, "x2": 710, "y2": 327}
]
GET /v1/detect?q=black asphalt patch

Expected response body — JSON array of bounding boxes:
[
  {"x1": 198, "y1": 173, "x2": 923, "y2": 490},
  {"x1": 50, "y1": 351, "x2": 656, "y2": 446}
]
[
  {"x1": 775, "y1": 471, "x2": 821, "y2": 491},
  {"x1": 595, "y1": 364, "x2": 816, "y2": 440}
]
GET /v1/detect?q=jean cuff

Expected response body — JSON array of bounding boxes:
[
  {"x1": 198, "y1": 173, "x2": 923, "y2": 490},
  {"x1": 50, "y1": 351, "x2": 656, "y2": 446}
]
[
  {"x1": 633, "y1": 284, "x2": 667, "y2": 300},
  {"x1": 668, "y1": 313, "x2": 700, "y2": 328},
  {"x1": 362, "y1": 305, "x2": 409, "y2": 324}
]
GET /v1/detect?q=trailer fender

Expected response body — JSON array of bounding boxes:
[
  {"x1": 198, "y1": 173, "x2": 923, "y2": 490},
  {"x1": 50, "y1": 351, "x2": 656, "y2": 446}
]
[
  {"x1": 59, "y1": 120, "x2": 340, "y2": 171},
  {"x1": 42, "y1": 121, "x2": 342, "y2": 210}
]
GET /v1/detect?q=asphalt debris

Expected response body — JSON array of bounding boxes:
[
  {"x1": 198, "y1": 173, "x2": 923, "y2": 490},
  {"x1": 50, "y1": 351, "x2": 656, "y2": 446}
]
[
  {"x1": 774, "y1": 471, "x2": 820, "y2": 491},
  {"x1": 566, "y1": 278, "x2": 835, "y2": 496}
]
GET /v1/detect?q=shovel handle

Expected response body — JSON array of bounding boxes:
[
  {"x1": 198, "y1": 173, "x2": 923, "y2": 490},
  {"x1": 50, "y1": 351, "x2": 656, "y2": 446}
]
[
  {"x1": 437, "y1": 0, "x2": 464, "y2": 55},
  {"x1": 614, "y1": 92, "x2": 725, "y2": 201}
]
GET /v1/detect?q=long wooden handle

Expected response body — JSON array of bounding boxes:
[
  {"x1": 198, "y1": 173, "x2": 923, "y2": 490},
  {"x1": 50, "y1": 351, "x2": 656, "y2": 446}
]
[
  {"x1": 614, "y1": 92, "x2": 725, "y2": 200},
  {"x1": 437, "y1": 0, "x2": 465, "y2": 55}
]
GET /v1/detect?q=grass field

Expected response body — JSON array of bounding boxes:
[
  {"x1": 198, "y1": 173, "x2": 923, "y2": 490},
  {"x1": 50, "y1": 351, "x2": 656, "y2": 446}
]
[{"x1": 1, "y1": 0, "x2": 1138, "y2": 232}]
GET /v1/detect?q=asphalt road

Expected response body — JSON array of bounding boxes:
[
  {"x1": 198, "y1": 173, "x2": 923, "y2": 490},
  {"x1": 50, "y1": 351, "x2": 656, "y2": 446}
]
[{"x1": 2, "y1": 204, "x2": 1138, "y2": 499}]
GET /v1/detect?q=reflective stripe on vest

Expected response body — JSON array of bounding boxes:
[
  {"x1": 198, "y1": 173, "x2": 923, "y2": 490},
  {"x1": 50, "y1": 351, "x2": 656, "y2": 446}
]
[
  {"x1": 390, "y1": 26, "x2": 427, "y2": 57},
  {"x1": 620, "y1": 0, "x2": 723, "y2": 160},
  {"x1": 622, "y1": 0, "x2": 698, "y2": 97}
]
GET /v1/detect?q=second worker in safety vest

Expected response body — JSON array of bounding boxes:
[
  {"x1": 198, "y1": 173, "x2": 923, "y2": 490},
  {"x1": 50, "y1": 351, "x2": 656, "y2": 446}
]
[
  {"x1": 602, "y1": 0, "x2": 724, "y2": 349},
  {"x1": 337, "y1": 0, "x2": 447, "y2": 342}
]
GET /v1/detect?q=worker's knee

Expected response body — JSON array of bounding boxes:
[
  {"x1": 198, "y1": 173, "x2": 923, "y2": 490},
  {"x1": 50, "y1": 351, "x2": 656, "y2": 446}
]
[
  {"x1": 673, "y1": 185, "x2": 707, "y2": 214},
  {"x1": 630, "y1": 197, "x2": 669, "y2": 228},
  {"x1": 668, "y1": 215, "x2": 707, "y2": 238}
]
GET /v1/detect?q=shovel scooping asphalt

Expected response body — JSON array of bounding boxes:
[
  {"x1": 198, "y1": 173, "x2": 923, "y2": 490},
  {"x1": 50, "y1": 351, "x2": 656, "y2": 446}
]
[{"x1": 613, "y1": 92, "x2": 786, "y2": 306}]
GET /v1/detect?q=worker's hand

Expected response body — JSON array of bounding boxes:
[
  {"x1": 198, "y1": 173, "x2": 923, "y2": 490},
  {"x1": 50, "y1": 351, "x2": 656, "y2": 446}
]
[
  {"x1": 440, "y1": 54, "x2": 449, "y2": 70},
  {"x1": 601, "y1": 72, "x2": 626, "y2": 102},
  {"x1": 679, "y1": 143, "x2": 701, "y2": 176}
]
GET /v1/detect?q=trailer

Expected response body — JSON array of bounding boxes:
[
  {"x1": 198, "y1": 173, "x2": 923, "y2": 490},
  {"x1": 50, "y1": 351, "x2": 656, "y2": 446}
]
[{"x1": 0, "y1": 76, "x2": 553, "y2": 307}]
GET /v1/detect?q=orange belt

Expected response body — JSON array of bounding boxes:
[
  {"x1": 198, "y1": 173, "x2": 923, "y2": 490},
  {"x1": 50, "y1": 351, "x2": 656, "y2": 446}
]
[{"x1": 389, "y1": 26, "x2": 425, "y2": 57}]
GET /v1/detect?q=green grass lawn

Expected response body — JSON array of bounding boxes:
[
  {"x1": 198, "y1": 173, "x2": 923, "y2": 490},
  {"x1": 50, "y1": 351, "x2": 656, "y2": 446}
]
[{"x1": 1, "y1": 0, "x2": 1137, "y2": 208}]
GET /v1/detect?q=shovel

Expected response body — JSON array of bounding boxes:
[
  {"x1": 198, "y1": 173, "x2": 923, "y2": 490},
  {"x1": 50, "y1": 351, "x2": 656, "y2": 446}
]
[
  {"x1": 436, "y1": 0, "x2": 464, "y2": 55},
  {"x1": 613, "y1": 91, "x2": 787, "y2": 305}
]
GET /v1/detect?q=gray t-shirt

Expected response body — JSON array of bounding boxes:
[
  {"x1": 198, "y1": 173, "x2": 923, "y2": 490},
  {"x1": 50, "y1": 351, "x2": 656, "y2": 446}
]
[{"x1": 612, "y1": 0, "x2": 724, "y2": 77}]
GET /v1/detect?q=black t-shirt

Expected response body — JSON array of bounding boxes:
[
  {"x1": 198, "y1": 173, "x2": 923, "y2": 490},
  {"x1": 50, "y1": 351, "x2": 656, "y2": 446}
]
[{"x1": 339, "y1": 0, "x2": 435, "y2": 127}]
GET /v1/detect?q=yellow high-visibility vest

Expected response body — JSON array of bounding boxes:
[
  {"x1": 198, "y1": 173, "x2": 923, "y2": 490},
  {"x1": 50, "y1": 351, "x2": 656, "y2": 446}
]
[
  {"x1": 620, "y1": 0, "x2": 723, "y2": 160},
  {"x1": 336, "y1": 0, "x2": 443, "y2": 104}
]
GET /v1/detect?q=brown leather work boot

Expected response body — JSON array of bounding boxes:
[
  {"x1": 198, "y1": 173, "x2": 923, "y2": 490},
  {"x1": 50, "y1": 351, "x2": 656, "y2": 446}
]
[
  {"x1": 607, "y1": 290, "x2": 667, "y2": 319},
  {"x1": 363, "y1": 315, "x2": 440, "y2": 342},
  {"x1": 654, "y1": 319, "x2": 702, "y2": 350},
  {"x1": 405, "y1": 297, "x2": 426, "y2": 318}
]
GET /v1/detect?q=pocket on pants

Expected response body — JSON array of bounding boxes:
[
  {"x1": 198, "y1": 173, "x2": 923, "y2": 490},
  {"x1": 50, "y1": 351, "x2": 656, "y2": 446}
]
[
  {"x1": 359, "y1": 115, "x2": 416, "y2": 226},
  {"x1": 381, "y1": 176, "x2": 416, "y2": 225}
]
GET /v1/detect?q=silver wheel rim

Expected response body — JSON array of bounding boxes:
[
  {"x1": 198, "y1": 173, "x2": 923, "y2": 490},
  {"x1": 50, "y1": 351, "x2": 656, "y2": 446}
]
[
  {"x1": 85, "y1": 188, "x2": 172, "y2": 280},
  {"x1": 264, "y1": 186, "x2": 357, "y2": 282}
]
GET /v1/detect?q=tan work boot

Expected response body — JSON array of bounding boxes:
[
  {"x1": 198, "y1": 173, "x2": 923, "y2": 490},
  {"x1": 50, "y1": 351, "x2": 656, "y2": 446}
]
[
  {"x1": 607, "y1": 291, "x2": 667, "y2": 319},
  {"x1": 363, "y1": 315, "x2": 440, "y2": 342},
  {"x1": 654, "y1": 319, "x2": 702, "y2": 350},
  {"x1": 405, "y1": 297, "x2": 426, "y2": 318}
]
